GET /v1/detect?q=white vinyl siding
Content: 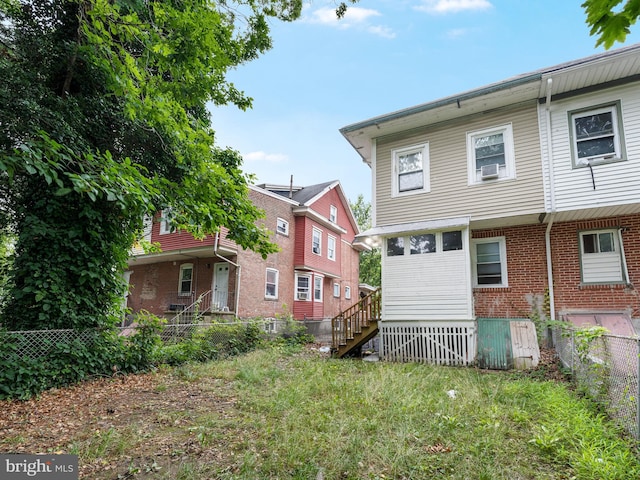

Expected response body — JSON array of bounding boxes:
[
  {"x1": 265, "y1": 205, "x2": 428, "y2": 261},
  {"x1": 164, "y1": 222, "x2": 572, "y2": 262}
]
[
  {"x1": 580, "y1": 229, "x2": 626, "y2": 284},
  {"x1": 376, "y1": 104, "x2": 543, "y2": 226},
  {"x1": 382, "y1": 228, "x2": 472, "y2": 322},
  {"x1": 541, "y1": 83, "x2": 640, "y2": 213}
]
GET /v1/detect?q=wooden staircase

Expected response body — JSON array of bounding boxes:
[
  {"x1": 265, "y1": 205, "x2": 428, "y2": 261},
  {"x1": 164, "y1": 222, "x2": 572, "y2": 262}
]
[{"x1": 331, "y1": 289, "x2": 381, "y2": 358}]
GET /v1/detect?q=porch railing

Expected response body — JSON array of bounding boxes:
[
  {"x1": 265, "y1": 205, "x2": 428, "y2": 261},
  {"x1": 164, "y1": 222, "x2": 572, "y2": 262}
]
[
  {"x1": 168, "y1": 290, "x2": 213, "y2": 324},
  {"x1": 331, "y1": 289, "x2": 381, "y2": 357}
]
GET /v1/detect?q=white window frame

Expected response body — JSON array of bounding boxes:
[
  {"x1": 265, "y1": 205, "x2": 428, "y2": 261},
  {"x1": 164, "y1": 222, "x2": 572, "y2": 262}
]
[
  {"x1": 392, "y1": 143, "x2": 430, "y2": 197},
  {"x1": 570, "y1": 103, "x2": 625, "y2": 167},
  {"x1": 345, "y1": 286, "x2": 351, "y2": 300},
  {"x1": 467, "y1": 124, "x2": 515, "y2": 185},
  {"x1": 333, "y1": 282, "x2": 340, "y2": 298},
  {"x1": 276, "y1": 217, "x2": 289, "y2": 236},
  {"x1": 312, "y1": 227, "x2": 322, "y2": 256},
  {"x1": 314, "y1": 275, "x2": 323, "y2": 302},
  {"x1": 159, "y1": 208, "x2": 174, "y2": 235},
  {"x1": 265, "y1": 268, "x2": 279, "y2": 299},
  {"x1": 327, "y1": 235, "x2": 336, "y2": 261},
  {"x1": 295, "y1": 273, "x2": 311, "y2": 301},
  {"x1": 579, "y1": 229, "x2": 626, "y2": 284},
  {"x1": 471, "y1": 237, "x2": 508, "y2": 288},
  {"x1": 178, "y1": 263, "x2": 193, "y2": 297},
  {"x1": 329, "y1": 205, "x2": 338, "y2": 223}
]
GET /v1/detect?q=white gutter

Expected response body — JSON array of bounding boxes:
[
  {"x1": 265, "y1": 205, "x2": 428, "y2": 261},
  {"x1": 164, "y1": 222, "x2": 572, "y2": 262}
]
[
  {"x1": 544, "y1": 78, "x2": 557, "y2": 322},
  {"x1": 214, "y1": 232, "x2": 241, "y2": 317}
]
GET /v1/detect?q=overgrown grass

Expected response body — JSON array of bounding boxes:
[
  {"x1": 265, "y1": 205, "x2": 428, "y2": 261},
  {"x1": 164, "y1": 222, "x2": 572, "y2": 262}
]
[{"x1": 144, "y1": 346, "x2": 638, "y2": 480}]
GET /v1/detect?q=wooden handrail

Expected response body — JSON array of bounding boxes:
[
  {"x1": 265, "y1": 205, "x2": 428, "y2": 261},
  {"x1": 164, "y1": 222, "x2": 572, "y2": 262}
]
[{"x1": 331, "y1": 288, "x2": 381, "y2": 350}]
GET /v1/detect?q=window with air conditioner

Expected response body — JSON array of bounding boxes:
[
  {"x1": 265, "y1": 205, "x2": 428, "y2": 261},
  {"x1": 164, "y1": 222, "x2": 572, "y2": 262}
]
[
  {"x1": 295, "y1": 274, "x2": 311, "y2": 301},
  {"x1": 570, "y1": 102, "x2": 626, "y2": 167},
  {"x1": 312, "y1": 227, "x2": 322, "y2": 255},
  {"x1": 467, "y1": 124, "x2": 515, "y2": 184}
]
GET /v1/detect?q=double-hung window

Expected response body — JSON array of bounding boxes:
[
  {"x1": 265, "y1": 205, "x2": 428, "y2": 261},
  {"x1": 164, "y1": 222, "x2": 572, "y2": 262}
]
[
  {"x1": 265, "y1": 268, "x2": 279, "y2": 299},
  {"x1": 178, "y1": 263, "x2": 193, "y2": 296},
  {"x1": 467, "y1": 124, "x2": 515, "y2": 184},
  {"x1": 314, "y1": 275, "x2": 323, "y2": 301},
  {"x1": 276, "y1": 218, "x2": 289, "y2": 236},
  {"x1": 159, "y1": 208, "x2": 174, "y2": 234},
  {"x1": 571, "y1": 103, "x2": 624, "y2": 166},
  {"x1": 579, "y1": 229, "x2": 626, "y2": 284},
  {"x1": 329, "y1": 205, "x2": 337, "y2": 223},
  {"x1": 345, "y1": 286, "x2": 351, "y2": 299},
  {"x1": 333, "y1": 282, "x2": 340, "y2": 298},
  {"x1": 472, "y1": 237, "x2": 508, "y2": 287},
  {"x1": 392, "y1": 144, "x2": 429, "y2": 196},
  {"x1": 296, "y1": 274, "x2": 311, "y2": 301},
  {"x1": 312, "y1": 227, "x2": 322, "y2": 255},
  {"x1": 327, "y1": 235, "x2": 336, "y2": 261}
]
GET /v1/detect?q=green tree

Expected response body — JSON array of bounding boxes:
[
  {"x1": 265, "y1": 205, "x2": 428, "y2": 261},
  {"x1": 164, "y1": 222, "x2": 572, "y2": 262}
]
[
  {"x1": 583, "y1": 0, "x2": 640, "y2": 48},
  {"x1": 0, "y1": 0, "x2": 307, "y2": 330},
  {"x1": 350, "y1": 194, "x2": 380, "y2": 288}
]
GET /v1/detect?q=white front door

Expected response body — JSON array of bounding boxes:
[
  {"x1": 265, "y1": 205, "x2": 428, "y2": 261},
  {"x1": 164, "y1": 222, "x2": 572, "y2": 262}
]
[{"x1": 213, "y1": 263, "x2": 230, "y2": 310}]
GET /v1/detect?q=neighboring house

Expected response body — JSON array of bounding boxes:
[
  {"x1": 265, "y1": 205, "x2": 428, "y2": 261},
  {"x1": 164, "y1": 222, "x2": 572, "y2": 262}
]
[
  {"x1": 340, "y1": 44, "x2": 640, "y2": 365},
  {"x1": 126, "y1": 181, "x2": 366, "y2": 322}
]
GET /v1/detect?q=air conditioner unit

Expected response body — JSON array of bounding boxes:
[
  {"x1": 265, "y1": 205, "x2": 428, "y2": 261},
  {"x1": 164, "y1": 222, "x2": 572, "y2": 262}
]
[
  {"x1": 297, "y1": 292, "x2": 309, "y2": 300},
  {"x1": 480, "y1": 163, "x2": 500, "y2": 180}
]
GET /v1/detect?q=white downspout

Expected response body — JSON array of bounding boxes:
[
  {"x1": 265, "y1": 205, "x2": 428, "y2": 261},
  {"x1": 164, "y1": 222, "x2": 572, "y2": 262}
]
[
  {"x1": 214, "y1": 232, "x2": 241, "y2": 317},
  {"x1": 544, "y1": 78, "x2": 557, "y2": 322}
]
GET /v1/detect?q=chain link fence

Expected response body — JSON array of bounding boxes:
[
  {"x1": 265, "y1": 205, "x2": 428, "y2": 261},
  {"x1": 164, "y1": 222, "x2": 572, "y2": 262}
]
[
  {"x1": 551, "y1": 326, "x2": 639, "y2": 439},
  {"x1": 1, "y1": 318, "x2": 329, "y2": 359},
  {"x1": 0, "y1": 328, "x2": 102, "y2": 359}
]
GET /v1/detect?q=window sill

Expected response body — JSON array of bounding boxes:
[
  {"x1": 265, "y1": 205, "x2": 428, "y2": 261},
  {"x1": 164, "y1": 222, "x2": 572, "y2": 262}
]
[
  {"x1": 578, "y1": 282, "x2": 630, "y2": 290},
  {"x1": 473, "y1": 286, "x2": 510, "y2": 291}
]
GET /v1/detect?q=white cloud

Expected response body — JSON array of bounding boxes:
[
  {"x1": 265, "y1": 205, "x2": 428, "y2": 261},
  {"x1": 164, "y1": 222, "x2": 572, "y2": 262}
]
[
  {"x1": 304, "y1": 6, "x2": 394, "y2": 38},
  {"x1": 367, "y1": 25, "x2": 396, "y2": 39},
  {"x1": 446, "y1": 28, "x2": 469, "y2": 38},
  {"x1": 243, "y1": 151, "x2": 288, "y2": 163},
  {"x1": 415, "y1": 0, "x2": 493, "y2": 14}
]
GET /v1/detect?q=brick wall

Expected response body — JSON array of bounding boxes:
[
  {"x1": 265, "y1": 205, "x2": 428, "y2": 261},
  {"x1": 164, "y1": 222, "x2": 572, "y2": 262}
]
[
  {"x1": 235, "y1": 189, "x2": 297, "y2": 319},
  {"x1": 127, "y1": 258, "x2": 217, "y2": 318},
  {"x1": 472, "y1": 213, "x2": 640, "y2": 320},
  {"x1": 550, "y1": 214, "x2": 640, "y2": 317},
  {"x1": 472, "y1": 224, "x2": 548, "y2": 319}
]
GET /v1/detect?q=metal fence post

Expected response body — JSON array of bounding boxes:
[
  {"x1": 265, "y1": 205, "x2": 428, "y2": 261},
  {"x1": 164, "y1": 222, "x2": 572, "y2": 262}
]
[{"x1": 637, "y1": 337, "x2": 640, "y2": 439}]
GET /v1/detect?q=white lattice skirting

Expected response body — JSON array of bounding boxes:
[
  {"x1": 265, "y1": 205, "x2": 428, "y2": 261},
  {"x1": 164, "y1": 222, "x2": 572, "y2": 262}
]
[{"x1": 380, "y1": 321, "x2": 477, "y2": 365}]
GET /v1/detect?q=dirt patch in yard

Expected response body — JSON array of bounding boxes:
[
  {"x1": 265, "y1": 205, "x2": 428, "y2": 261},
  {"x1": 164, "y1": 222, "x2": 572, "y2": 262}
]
[{"x1": 0, "y1": 368, "x2": 246, "y2": 479}]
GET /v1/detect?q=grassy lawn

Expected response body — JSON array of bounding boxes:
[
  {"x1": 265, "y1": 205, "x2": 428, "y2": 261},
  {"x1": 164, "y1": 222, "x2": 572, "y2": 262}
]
[{"x1": 2, "y1": 345, "x2": 638, "y2": 479}]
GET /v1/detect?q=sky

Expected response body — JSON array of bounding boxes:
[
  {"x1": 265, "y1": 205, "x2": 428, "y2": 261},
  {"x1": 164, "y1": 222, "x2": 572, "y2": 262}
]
[{"x1": 209, "y1": 0, "x2": 640, "y2": 204}]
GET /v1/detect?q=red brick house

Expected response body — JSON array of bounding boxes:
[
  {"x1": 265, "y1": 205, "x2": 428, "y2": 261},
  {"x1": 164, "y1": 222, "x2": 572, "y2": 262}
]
[{"x1": 125, "y1": 181, "x2": 366, "y2": 321}]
